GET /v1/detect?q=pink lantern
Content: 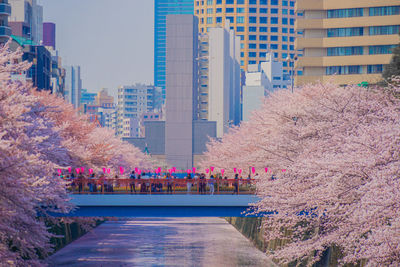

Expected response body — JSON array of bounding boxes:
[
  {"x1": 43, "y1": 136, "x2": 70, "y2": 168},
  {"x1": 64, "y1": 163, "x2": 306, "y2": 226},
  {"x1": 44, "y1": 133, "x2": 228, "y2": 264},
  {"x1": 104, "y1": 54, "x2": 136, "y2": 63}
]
[
  {"x1": 158, "y1": 167, "x2": 161, "y2": 173},
  {"x1": 135, "y1": 167, "x2": 138, "y2": 173},
  {"x1": 205, "y1": 168, "x2": 209, "y2": 174},
  {"x1": 57, "y1": 169, "x2": 62, "y2": 175},
  {"x1": 68, "y1": 167, "x2": 72, "y2": 173},
  {"x1": 75, "y1": 168, "x2": 80, "y2": 174},
  {"x1": 251, "y1": 167, "x2": 256, "y2": 174},
  {"x1": 107, "y1": 168, "x2": 111, "y2": 174},
  {"x1": 119, "y1": 167, "x2": 124, "y2": 175},
  {"x1": 187, "y1": 169, "x2": 191, "y2": 174},
  {"x1": 210, "y1": 166, "x2": 214, "y2": 172},
  {"x1": 282, "y1": 169, "x2": 286, "y2": 172},
  {"x1": 238, "y1": 169, "x2": 242, "y2": 175},
  {"x1": 221, "y1": 169, "x2": 225, "y2": 176},
  {"x1": 172, "y1": 167, "x2": 176, "y2": 172},
  {"x1": 80, "y1": 167, "x2": 85, "y2": 173},
  {"x1": 169, "y1": 169, "x2": 173, "y2": 174},
  {"x1": 264, "y1": 167, "x2": 268, "y2": 173},
  {"x1": 89, "y1": 168, "x2": 93, "y2": 174},
  {"x1": 234, "y1": 168, "x2": 237, "y2": 173},
  {"x1": 192, "y1": 167, "x2": 196, "y2": 173}
]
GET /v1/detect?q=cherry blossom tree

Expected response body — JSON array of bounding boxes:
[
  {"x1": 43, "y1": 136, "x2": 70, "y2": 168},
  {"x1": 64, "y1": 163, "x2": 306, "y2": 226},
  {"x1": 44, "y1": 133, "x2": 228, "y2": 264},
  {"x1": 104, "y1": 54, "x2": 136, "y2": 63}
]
[
  {"x1": 201, "y1": 82, "x2": 400, "y2": 266},
  {"x1": 0, "y1": 42, "x2": 152, "y2": 265}
]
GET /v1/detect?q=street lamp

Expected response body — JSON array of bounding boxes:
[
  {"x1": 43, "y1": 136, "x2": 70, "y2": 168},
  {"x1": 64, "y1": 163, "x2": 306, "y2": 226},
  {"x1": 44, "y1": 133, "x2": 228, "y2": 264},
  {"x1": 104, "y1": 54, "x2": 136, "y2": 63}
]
[{"x1": 285, "y1": 56, "x2": 298, "y2": 93}]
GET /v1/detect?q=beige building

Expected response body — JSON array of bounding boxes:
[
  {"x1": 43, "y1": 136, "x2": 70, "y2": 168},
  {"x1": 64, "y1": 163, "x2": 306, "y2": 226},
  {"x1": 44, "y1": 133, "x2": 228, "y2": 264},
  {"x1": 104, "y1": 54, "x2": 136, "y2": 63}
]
[
  {"x1": 95, "y1": 88, "x2": 114, "y2": 108},
  {"x1": 195, "y1": 0, "x2": 301, "y2": 72},
  {"x1": 295, "y1": 0, "x2": 400, "y2": 85}
]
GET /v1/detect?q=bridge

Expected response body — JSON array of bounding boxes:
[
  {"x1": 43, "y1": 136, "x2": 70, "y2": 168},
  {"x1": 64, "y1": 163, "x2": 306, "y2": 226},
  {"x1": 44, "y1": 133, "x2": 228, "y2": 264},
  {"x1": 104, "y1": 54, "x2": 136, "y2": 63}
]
[{"x1": 57, "y1": 194, "x2": 261, "y2": 217}]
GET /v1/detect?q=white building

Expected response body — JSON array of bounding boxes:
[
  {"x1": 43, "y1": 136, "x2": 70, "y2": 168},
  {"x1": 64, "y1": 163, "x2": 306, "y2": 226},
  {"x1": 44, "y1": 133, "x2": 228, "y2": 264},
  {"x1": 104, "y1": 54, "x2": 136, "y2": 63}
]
[
  {"x1": 98, "y1": 107, "x2": 117, "y2": 131},
  {"x1": 200, "y1": 21, "x2": 241, "y2": 138},
  {"x1": 64, "y1": 66, "x2": 82, "y2": 109},
  {"x1": 117, "y1": 84, "x2": 162, "y2": 137},
  {"x1": 243, "y1": 53, "x2": 290, "y2": 121}
]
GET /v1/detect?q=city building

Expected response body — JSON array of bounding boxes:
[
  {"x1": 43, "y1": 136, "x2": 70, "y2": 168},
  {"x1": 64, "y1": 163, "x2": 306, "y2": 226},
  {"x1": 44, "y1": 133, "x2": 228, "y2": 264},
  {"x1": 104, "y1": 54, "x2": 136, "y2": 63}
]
[
  {"x1": 0, "y1": 0, "x2": 11, "y2": 43},
  {"x1": 139, "y1": 110, "x2": 164, "y2": 137},
  {"x1": 295, "y1": 1, "x2": 400, "y2": 85},
  {"x1": 64, "y1": 66, "x2": 82, "y2": 109},
  {"x1": 9, "y1": 0, "x2": 43, "y2": 44},
  {"x1": 43, "y1": 22, "x2": 55, "y2": 49},
  {"x1": 117, "y1": 84, "x2": 162, "y2": 137},
  {"x1": 242, "y1": 53, "x2": 290, "y2": 121},
  {"x1": 80, "y1": 89, "x2": 97, "y2": 105},
  {"x1": 9, "y1": 35, "x2": 51, "y2": 91},
  {"x1": 198, "y1": 20, "x2": 241, "y2": 137},
  {"x1": 195, "y1": 0, "x2": 302, "y2": 75},
  {"x1": 47, "y1": 48, "x2": 65, "y2": 96},
  {"x1": 154, "y1": 0, "x2": 194, "y2": 100},
  {"x1": 95, "y1": 88, "x2": 114, "y2": 108},
  {"x1": 98, "y1": 106, "x2": 117, "y2": 130}
]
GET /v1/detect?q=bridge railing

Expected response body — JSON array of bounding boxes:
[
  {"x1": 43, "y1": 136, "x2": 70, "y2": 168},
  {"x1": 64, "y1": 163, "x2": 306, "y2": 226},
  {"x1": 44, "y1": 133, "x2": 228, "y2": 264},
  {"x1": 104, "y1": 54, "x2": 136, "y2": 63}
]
[{"x1": 66, "y1": 178, "x2": 257, "y2": 195}]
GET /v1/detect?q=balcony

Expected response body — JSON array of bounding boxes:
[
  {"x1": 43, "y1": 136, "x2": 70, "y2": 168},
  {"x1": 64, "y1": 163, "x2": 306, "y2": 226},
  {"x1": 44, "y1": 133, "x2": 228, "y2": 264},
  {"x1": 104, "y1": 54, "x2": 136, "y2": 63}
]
[
  {"x1": 0, "y1": 26, "x2": 11, "y2": 37},
  {"x1": 0, "y1": 3, "x2": 11, "y2": 16}
]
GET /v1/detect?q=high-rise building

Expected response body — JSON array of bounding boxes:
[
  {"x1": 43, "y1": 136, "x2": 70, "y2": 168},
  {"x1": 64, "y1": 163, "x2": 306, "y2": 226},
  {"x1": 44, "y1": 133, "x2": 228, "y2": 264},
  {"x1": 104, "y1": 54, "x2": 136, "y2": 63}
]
[
  {"x1": 198, "y1": 21, "x2": 241, "y2": 137},
  {"x1": 195, "y1": 0, "x2": 301, "y2": 74},
  {"x1": 165, "y1": 14, "x2": 199, "y2": 169},
  {"x1": 80, "y1": 89, "x2": 96, "y2": 105},
  {"x1": 243, "y1": 53, "x2": 290, "y2": 121},
  {"x1": 95, "y1": 88, "x2": 114, "y2": 108},
  {"x1": 154, "y1": 0, "x2": 194, "y2": 100},
  {"x1": 0, "y1": 0, "x2": 11, "y2": 43},
  {"x1": 64, "y1": 66, "x2": 82, "y2": 109},
  {"x1": 9, "y1": 0, "x2": 43, "y2": 44},
  {"x1": 117, "y1": 84, "x2": 161, "y2": 137},
  {"x1": 43, "y1": 22, "x2": 55, "y2": 49},
  {"x1": 295, "y1": 1, "x2": 400, "y2": 85}
]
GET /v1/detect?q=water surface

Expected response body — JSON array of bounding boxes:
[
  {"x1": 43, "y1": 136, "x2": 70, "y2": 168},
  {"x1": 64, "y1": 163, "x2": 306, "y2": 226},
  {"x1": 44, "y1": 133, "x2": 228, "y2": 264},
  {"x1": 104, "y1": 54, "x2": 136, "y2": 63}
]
[{"x1": 48, "y1": 217, "x2": 275, "y2": 267}]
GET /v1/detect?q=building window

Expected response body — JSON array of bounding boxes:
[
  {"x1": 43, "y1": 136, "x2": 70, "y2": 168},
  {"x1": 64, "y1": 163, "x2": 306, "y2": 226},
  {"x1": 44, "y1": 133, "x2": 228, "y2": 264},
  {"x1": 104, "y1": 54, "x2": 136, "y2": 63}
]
[
  {"x1": 259, "y1": 52, "x2": 266, "y2": 57},
  {"x1": 271, "y1": 17, "x2": 278, "y2": 24},
  {"x1": 249, "y1": 35, "x2": 257, "y2": 40},
  {"x1": 249, "y1": 52, "x2": 257, "y2": 57},
  {"x1": 369, "y1": 6, "x2": 400, "y2": 16},
  {"x1": 271, "y1": 8, "x2": 278, "y2": 14},
  {"x1": 226, "y1": 7, "x2": 234, "y2": 13},
  {"x1": 226, "y1": 16, "x2": 234, "y2": 23},
  {"x1": 327, "y1": 8, "x2": 363, "y2": 18},
  {"x1": 216, "y1": 17, "x2": 222, "y2": 23},
  {"x1": 249, "y1": 26, "x2": 257, "y2": 32},
  {"x1": 367, "y1": 65, "x2": 383, "y2": 74},
  {"x1": 369, "y1": 25, "x2": 400, "y2": 35},
  {"x1": 216, "y1": 8, "x2": 222, "y2": 13},
  {"x1": 249, "y1": 8, "x2": 257, "y2": 13},
  {"x1": 326, "y1": 65, "x2": 362, "y2": 75},
  {"x1": 237, "y1": 26, "x2": 245, "y2": 32},
  {"x1": 369, "y1": 45, "x2": 397, "y2": 54},
  {"x1": 207, "y1": 0, "x2": 213, "y2": 4},
  {"x1": 249, "y1": 0, "x2": 257, "y2": 4},
  {"x1": 270, "y1": 0, "x2": 278, "y2": 5},
  {"x1": 207, "y1": 8, "x2": 213, "y2": 14},
  {"x1": 249, "y1": 16, "x2": 257, "y2": 23},
  {"x1": 260, "y1": 17, "x2": 267, "y2": 23},
  {"x1": 260, "y1": 35, "x2": 268, "y2": 40},
  {"x1": 327, "y1": 27, "x2": 364, "y2": 37},
  {"x1": 270, "y1": 35, "x2": 278, "y2": 41},
  {"x1": 237, "y1": 0, "x2": 245, "y2": 4},
  {"x1": 282, "y1": 18, "x2": 288, "y2": 24},
  {"x1": 271, "y1": 44, "x2": 278, "y2": 49},
  {"x1": 207, "y1": 17, "x2": 213, "y2": 24},
  {"x1": 249, "y1": 43, "x2": 257, "y2": 49},
  {"x1": 249, "y1": 60, "x2": 257, "y2": 64},
  {"x1": 237, "y1": 7, "x2": 245, "y2": 13},
  {"x1": 327, "y1": 46, "x2": 363, "y2": 56},
  {"x1": 260, "y1": 43, "x2": 267, "y2": 49},
  {"x1": 237, "y1": 16, "x2": 245, "y2": 23},
  {"x1": 260, "y1": 27, "x2": 267, "y2": 32},
  {"x1": 260, "y1": 8, "x2": 267, "y2": 13}
]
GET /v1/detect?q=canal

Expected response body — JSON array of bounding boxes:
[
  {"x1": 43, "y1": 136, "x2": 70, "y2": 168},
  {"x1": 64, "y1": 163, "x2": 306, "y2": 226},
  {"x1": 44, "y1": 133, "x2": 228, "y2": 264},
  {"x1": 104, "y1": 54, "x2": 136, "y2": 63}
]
[{"x1": 48, "y1": 217, "x2": 275, "y2": 266}]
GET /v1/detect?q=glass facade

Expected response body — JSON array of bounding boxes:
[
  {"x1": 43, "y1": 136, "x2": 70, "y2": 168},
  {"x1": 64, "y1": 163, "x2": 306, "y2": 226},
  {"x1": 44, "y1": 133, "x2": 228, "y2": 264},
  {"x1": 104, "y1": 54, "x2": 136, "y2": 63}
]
[
  {"x1": 327, "y1": 46, "x2": 363, "y2": 56},
  {"x1": 327, "y1": 8, "x2": 363, "y2": 18},
  {"x1": 154, "y1": 0, "x2": 194, "y2": 100},
  {"x1": 369, "y1": 6, "x2": 400, "y2": 16}
]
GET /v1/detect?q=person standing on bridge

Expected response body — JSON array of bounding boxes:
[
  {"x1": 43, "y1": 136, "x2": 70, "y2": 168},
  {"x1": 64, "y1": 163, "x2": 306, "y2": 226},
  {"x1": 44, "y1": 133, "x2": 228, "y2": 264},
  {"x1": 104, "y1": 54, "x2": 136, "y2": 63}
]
[
  {"x1": 166, "y1": 173, "x2": 173, "y2": 194},
  {"x1": 208, "y1": 175, "x2": 215, "y2": 195},
  {"x1": 129, "y1": 171, "x2": 136, "y2": 193},
  {"x1": 186, "y1": 173, "x2": 192, "y2": 193}
]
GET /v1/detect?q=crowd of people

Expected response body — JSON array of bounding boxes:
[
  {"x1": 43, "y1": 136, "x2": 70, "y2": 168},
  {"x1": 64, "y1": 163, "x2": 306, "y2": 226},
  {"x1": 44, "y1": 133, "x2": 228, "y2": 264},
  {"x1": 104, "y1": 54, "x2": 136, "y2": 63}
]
[{"x1": 60, "y1": 169, "x2": 259, "y2": 195}]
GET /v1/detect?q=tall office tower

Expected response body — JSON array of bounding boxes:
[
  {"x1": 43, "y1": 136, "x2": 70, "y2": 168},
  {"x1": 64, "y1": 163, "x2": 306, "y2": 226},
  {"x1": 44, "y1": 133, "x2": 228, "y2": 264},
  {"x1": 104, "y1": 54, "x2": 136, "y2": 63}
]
[
  {"x1": 165, "y1": 14, "x2": 198, "y2": 169},
  {"x1": 9, "y1": 0, "x2": 43, "y2": 43},
  {"x1": 0, "y1": 0, "x2": 11, "y2": 43},
  {"x1": 64, "y1": 66, "x2": 82, "y2": 109},
  {"x1": 117, "y1": 84, "x2": 161, "y2": 137},
  {"x1": 154, "y1": 0, "x2": 194, "y2": 100},
  {"x1": 195, "y1": 0, "x2": 301, "y2": 74},
  {"x1": 43, "y1": 22, "x2": 55, "y2": 49},
  {"x1": 198, "y1": 21, "x2": 241, "y2": 137},
  {"x1": 295, "y1": 1, "x2": 400, "y2": 86}
]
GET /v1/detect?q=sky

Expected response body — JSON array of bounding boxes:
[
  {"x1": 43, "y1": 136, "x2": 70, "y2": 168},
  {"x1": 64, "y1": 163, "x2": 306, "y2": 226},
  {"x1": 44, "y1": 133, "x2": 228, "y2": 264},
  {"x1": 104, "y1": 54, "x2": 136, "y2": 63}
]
[{"x1": 41, "y1": 0, "x2": 154, "y2": 98}]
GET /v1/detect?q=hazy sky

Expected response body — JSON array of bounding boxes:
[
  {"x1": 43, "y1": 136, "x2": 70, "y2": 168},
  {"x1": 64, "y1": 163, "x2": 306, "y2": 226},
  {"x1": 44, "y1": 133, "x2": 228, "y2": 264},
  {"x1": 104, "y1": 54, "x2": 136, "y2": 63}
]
[{"x1": 41, "y1": 0, "x2": 154, "y2": 98}]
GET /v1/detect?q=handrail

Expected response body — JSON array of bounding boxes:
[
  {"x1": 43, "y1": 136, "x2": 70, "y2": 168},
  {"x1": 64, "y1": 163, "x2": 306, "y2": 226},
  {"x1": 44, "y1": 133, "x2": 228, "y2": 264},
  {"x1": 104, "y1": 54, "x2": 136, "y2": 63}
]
[{"x1": 66, "y1": 178, "x2": 257, "y2": 195}]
